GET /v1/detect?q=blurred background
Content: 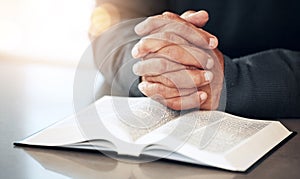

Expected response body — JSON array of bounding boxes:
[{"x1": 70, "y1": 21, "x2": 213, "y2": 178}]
[
  {"x1": 0, "y1": 1, "x2": 121, "y2": 178},
  {"x1": 0, "y1": 0, "x2": 103, "y2": 122},
  {"x1": 0, "y1": 0, "x2": 95, "y2": 65},
  {"x1": 0, "y1": 0, "x2": 107, "y2": 162}
]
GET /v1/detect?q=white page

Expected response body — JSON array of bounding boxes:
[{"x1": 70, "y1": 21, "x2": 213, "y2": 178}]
[
  {"x1": 96, "y1": 96, "x2": 179, "y2": 142},
  {"x1": 188, "y1": 114, "x2": 270, "y2": 153},
  {"x1": 136, "y1": 111, "x2": 224, "y2": 144},
  {"x1": 16, "y1": 96, "x2": 179, "y2": 154},
  {"x1": 138, "y1": 111, "x2": 271, "y2": 153},
  {"x1": 17, "y1": 115, "x2": 87, "y2": 146},
  {"x1": 223, "y1": 120, "x2": 292, "y2": 171},
  {"x1": 17, "y1": 97, "x2": 133, "y2": 146},
  {"x1": 137, "y1": 111, "x2": 281, "y2": 171}
]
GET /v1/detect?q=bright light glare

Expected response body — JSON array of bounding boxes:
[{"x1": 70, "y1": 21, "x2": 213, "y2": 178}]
[
  {"x1": 0, "y1": 20, "x2": 22, "y2": 51},
  {"x1": 0, "y1": 0, "x2": 95, "y2": 64},
  {"x1": 89, "y1": 3, "x2": 120, "y2": 38}
]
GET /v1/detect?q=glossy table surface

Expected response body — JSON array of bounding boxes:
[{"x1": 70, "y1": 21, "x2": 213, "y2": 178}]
[{"x1": 1, "y1": 58, "x2": 300, "y2": 179}]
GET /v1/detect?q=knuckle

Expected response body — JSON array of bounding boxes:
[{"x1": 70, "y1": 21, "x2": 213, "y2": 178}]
[
  {"x1": 194, "y1": 71, "x2": 204, "y2": 85},
  {"x1": 161, "y1": 31, "x2": 187, "y2": 45},
  {"x1": 163, "y1": 11, "x2": 179, "y2": 19},
  {"x1": 164, "y1": 45, "x2": 182, "y2": 59},
  {"x1": 192, "y1": 71, "x2": 205, "y2": 86},
  {"x1": 146, "y1": 16, "x2": 157, "y2": 24},
  {"x1": 163, "y1": 11, "x2": 172, "y2": 15},
  {"x1": 188, "y1": 72, "x2": 197, "y2": 87},
  {"x1": 179, "y1": 21, "x2": 193, "y2": 32},
  {"x1": 161, "y1": 32, "x2": 172, "y2": 40},
  {"x1": 162, "y1": 32, "x2": 177, "y2": 42},
  {"x1": 162, "y1": 46, "x2": 173, "y2": 57}
]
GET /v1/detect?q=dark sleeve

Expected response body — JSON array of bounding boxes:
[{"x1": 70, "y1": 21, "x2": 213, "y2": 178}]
[{"x1": 223, "y1": 49, "x2": 300, "y2": 119}]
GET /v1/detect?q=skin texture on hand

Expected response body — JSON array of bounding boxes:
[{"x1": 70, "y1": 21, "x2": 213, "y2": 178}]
[
  {"x1": 133, "y1": 42, "x2": 215, "y2": 69},
  {"x1": 133, "y1": 12, "x2": 218, "y2": 52},
  {"x1": 132, "y1": 11, "x2": 224, "y2": 111}
]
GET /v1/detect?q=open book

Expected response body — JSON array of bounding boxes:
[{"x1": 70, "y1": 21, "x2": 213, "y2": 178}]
[{"x1": 14, "y1": 96, "x2": 292, "y2": 172}]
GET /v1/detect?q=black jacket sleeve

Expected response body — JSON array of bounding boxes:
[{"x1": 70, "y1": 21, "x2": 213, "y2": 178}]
[{"x1": 223, "y1": 49, "x2": 300, "y2": 118}]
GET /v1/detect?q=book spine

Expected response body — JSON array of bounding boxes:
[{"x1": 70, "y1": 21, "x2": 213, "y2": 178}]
[{"x1": 115, "y1": 142, "x2": 145, "y2": 157}]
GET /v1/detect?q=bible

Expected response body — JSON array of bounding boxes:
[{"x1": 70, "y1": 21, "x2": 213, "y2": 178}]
[{"x1": 14, "y1": 96, "x2": 292, "y2": 171}]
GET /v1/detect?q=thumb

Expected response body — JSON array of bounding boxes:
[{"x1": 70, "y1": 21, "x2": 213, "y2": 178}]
[{"x1": 180, "y1": 10, "x2": 209, "y2": 28}]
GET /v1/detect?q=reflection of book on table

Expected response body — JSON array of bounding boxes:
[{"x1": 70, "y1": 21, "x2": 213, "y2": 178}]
[
  {"x1": 23, "y1": 148, "x2": 235, "y2": 179},
  {"x1": 14, "y1": 96, "x2": 292, "y2": 172}
]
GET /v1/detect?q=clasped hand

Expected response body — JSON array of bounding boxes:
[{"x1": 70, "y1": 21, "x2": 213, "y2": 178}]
[{"x1": 132, "y1": 11, "x2": 224, "y2": 111}]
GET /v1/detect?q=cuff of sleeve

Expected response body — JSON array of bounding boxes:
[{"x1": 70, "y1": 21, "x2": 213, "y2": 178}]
[
  {"x1": 218, "y1": 55, "x2": 239, "y2": 113},
  {"x1": 129, "y1": 76, "x2": 146, "y2": 97}
]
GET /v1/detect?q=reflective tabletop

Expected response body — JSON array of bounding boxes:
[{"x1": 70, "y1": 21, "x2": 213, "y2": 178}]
[{"x1": 1, "y1": 57, "x2": 299, "y2": 179}]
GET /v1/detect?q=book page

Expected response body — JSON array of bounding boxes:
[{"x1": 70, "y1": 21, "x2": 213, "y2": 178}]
[
  {"x1": 17, "y1": 96, "x2": 179, "y2": 149},
  {"x1": 138, "y1": 111, "x2": 270, "y2": 154},
  {"x1": 96, "y1": 96, "x2": 179, "y2": 142},
  {"x1": 186, "y1": 113, "x2": 271, "y2": 153},
  {"x1": 136, "y1": 110, "x2": 223, "y2": 144},
  {"x1": 16, "y1": 115, "x2": 88, "y2": 146}
]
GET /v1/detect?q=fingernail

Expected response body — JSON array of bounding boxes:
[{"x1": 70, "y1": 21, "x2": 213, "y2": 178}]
[
  {"x1": 134, "y1": 25, "x2": 143, "y2": 35},
  {"x1": 206, "y1": 58, "x2": 214, "y2": 69},
  {"x1": 209, "y1": 37, "x2": 218, "y2": 48},
  {"x1": 204, "y1": 71, "x2": 213, "y2": 81},
  {"x1": 200, "y1": 92, "x2": 207, "y2": 101},
  {"x1": 132, "y1": 63, "x2": 140, "y2": 75},
  {"x1": 131, "y1": 45, "x2": 139, "y2": 58}
]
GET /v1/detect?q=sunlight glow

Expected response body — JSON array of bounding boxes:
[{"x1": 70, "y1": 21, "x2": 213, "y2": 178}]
[
  {"x1": 89, "y1": 3, "x2": 120, "y2": 38},
  {"x1": 0, "y1": 0, "x2": 95, "y2": 64}
]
